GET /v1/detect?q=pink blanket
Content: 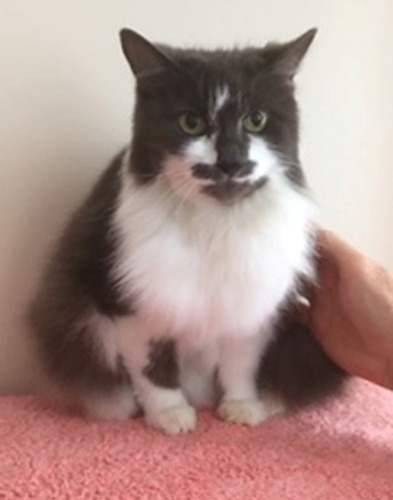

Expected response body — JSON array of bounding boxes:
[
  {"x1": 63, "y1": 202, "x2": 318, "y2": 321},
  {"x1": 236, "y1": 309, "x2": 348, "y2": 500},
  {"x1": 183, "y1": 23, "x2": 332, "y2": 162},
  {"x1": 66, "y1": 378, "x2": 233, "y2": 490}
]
[{"x1": 1, "y1": 379, "x2": 392, "y2": 499}]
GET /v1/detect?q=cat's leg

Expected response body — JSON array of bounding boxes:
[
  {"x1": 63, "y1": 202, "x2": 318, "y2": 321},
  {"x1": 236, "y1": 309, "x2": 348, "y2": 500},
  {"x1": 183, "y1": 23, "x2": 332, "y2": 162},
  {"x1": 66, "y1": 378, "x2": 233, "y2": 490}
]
[
  {"x1": 31, "y1": 310, "x2": 139, "y2": 421},
  {"x1": 140, "y1": 339, "x2": 197, "y2": 434},
  {"x1": 217, "y1": 332, "x2": 271, "y2": 426},
  {"x1": 80, "y1": 316, "x2": 140, "y2": 421},
  {"x1": 117, "y1": 319, "x2": 196, "y2": 435},
  {"x1": 258, "y1": 311, "x2": 348, "y2": 411},
  {"x1": 82, "y1": 386, "x2": 139, "y2": 421}
]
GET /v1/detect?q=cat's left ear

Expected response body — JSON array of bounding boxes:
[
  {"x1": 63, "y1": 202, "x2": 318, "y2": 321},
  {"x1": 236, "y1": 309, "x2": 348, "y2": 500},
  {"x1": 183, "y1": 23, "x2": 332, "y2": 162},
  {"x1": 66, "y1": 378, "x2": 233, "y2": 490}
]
[
  {"x1": 120, "y1": 28, "x2": 176, "y2": 79},
  {"x1": 267, "y1": 28, "x2": 317, "y2": 78}
]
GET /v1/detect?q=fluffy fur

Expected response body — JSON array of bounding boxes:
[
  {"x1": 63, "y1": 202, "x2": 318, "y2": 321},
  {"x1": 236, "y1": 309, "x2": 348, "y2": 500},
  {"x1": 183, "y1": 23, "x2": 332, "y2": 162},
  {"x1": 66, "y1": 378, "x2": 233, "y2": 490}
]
[{"x1": 29, "y1": 28, "x2": 347, "y2": 435}]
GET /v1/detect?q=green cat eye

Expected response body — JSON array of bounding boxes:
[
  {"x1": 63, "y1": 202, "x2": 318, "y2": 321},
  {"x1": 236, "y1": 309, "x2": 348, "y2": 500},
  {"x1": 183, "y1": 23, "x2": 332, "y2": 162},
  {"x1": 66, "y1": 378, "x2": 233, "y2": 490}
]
[
  {"x1": 179, "y1": 112, "x2": 207, "y2": 136},
  {"x1": 243, "y1": 111, "x2": 268, "y2": 134}
]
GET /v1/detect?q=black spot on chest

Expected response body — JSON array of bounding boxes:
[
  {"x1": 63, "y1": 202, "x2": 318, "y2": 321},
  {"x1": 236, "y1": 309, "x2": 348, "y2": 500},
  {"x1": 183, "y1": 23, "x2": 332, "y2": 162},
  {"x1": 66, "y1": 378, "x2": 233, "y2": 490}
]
[{"x1": 143, "y1": 339, "x2": 179, "y2": 388}]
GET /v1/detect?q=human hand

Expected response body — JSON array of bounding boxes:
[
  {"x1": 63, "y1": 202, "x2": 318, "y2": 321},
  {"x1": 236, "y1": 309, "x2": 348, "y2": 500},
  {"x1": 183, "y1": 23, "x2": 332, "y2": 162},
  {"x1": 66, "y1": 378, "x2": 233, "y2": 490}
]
[{"x1": 307, "y1": 230, "x2": 393, "y2": 389}]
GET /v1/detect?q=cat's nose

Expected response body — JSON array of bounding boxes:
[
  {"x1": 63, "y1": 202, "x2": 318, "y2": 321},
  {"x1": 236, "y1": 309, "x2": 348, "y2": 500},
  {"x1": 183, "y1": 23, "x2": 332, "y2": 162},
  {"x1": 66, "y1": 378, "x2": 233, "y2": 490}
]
[
  {"x1": 216, "y1": 161, "x2": 254, "y2": 178},
  {"x1": 216, "y1": 161, "x2": 243, "y2": 178}
]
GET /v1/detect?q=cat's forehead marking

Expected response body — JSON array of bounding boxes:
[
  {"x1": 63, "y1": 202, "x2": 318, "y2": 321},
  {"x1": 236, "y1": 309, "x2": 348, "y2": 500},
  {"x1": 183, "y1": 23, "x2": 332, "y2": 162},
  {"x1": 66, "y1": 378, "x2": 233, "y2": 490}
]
[{"x1": 213, "y1": 85, "x2": 230, "y2": 114}]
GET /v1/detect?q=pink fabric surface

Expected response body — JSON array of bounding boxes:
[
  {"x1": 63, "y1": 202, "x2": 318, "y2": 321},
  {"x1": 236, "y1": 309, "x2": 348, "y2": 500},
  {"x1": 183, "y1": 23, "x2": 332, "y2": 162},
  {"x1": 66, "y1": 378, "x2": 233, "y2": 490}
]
[{"x1": 0, "y1": 380, "x2": 392, "y2": 500}]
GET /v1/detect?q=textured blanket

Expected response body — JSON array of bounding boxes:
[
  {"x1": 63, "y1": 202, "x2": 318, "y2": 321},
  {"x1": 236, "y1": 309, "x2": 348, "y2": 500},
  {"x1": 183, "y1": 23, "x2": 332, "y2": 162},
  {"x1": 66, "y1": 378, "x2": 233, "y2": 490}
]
[{"x1": 0, "y1": 379, "x2": 392, "y2": 499}]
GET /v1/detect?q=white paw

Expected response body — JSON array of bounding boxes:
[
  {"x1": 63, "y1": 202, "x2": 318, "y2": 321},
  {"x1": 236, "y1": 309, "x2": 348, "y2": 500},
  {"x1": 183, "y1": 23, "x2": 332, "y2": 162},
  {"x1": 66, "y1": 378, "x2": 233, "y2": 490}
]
[
  {"x1": 146, "y1": 405, "x2": 197, "y2": 435},
  {"x1": 84, "y1": 388, "x2": 139, "y2": 421},
  {"x1": 218, "y1": 399, "x2": 268, "y2": 426}
]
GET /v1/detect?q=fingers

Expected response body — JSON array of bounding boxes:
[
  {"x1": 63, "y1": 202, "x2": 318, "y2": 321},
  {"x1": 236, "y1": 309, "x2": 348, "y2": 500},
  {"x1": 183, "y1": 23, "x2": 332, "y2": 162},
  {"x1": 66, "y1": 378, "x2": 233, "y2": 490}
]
[{"x1": 317, "y1": 229, "x2": 364, "y2": 267}]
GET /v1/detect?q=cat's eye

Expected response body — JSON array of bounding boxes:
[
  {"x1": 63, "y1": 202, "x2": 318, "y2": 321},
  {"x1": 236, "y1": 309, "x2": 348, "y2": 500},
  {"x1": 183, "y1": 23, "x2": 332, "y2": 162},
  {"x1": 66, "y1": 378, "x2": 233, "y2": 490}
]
[
  {"x1": 179, "y1": 112, "x2": 207, "y2": 136},
  {"x1": 243, "y1": 111, "x2": 268, "y2": 134}
]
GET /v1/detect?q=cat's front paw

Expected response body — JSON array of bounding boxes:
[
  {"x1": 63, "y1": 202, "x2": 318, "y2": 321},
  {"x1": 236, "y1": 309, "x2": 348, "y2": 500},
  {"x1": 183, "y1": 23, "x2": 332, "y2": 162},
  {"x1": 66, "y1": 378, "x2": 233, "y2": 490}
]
[
  {"x1": 146, "y1": 405, "x2": 197, "y2": 435},
  {"x1": 218, "y1": 399, "x2": 267, "y2": 426}
]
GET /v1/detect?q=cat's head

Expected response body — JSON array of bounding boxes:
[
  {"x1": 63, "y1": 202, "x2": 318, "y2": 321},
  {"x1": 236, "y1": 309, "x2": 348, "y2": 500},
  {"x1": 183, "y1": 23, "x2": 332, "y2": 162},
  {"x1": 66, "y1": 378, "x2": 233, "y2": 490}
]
[{"x1": 120, "y1": 28, "x2": 316, "y2": 204}]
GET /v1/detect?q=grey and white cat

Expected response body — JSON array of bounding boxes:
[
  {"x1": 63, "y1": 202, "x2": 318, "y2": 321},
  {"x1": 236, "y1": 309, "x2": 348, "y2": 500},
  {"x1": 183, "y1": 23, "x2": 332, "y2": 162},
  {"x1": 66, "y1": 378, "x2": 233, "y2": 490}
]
[{"x1": 29, "y1": 28, "x2": 346, "y2": 434}]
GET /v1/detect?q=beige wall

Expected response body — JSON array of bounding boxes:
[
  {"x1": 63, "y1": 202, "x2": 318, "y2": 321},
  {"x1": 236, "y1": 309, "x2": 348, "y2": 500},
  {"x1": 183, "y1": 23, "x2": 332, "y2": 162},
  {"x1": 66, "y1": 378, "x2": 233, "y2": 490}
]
[{"x1": 1, "y1": 0, "x2": 392, "y2": 393}]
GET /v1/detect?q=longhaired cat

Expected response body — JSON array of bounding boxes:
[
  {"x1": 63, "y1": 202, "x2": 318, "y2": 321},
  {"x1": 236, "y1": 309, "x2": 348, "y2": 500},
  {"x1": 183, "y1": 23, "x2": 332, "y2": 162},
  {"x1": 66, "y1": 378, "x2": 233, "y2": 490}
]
[{"x1": 29, "y1": 28, "x2": 347, "y2": 434}]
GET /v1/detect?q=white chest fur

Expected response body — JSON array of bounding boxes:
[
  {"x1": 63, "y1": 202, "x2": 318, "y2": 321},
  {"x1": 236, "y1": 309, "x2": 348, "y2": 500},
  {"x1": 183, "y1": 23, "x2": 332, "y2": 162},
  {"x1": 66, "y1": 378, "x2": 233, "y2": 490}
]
[{"x1": 113, "y1": 168, "x2": 315, "y2": 343}]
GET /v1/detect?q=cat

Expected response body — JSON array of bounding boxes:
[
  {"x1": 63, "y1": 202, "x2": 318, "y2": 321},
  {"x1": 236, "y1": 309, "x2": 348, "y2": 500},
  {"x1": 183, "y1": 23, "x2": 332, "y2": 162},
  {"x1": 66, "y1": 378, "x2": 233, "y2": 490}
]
[{"x1": 28, "y1": 28, "x2": 347, "y2": 434}]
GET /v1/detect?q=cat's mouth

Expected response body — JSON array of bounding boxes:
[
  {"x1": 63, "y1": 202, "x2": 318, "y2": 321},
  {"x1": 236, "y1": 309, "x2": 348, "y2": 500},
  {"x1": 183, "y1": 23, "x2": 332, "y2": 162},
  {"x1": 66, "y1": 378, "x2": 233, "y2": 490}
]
[
  {"x1": 191, "y1": 163, "x2": 268, "y2": 203},
  {"x1": 201, "y1": 177, "x2": 268, "y2": 203}
]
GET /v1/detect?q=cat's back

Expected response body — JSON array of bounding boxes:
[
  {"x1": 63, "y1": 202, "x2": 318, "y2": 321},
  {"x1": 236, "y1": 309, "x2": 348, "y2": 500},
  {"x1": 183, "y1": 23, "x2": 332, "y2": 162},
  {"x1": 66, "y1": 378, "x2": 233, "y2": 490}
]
[{"x1": 30, "y1": 149, "x2": 129, "y2": 331}]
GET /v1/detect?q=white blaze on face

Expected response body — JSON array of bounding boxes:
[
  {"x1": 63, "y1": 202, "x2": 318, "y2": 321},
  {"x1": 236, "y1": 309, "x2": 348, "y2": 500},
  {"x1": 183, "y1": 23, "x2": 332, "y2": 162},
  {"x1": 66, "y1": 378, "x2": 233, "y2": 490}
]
[{"x1": 214, "y1": 85, "x2": 230, "y2": 114}]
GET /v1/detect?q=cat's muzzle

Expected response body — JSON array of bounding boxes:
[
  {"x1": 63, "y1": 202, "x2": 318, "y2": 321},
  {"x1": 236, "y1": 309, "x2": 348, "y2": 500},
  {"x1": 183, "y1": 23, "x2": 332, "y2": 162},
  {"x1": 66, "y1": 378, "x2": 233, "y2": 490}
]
[
  {"x1": 201, "y1": 176, "x2": 268, "y2": 203},
  {"x1": 192, "y1": 161, "x2": 268, "y2": 203}
]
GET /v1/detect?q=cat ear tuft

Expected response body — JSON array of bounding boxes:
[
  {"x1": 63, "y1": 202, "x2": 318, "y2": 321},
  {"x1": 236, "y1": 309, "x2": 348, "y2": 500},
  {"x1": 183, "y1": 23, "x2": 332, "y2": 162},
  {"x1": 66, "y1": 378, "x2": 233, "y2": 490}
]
[
  {"x1": 267, "y1": 28, "x2": 318, "y2": 78},
  {"x1": 119, "y1": 28, "x2": 175, "y2": 79}
]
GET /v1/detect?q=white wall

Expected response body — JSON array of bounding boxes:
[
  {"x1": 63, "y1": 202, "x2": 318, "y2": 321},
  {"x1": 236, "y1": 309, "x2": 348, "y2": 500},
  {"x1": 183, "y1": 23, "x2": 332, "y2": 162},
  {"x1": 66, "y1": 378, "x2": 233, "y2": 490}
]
[{"x1": 1, "y1": 0, "x2": 392, "y2": 394}]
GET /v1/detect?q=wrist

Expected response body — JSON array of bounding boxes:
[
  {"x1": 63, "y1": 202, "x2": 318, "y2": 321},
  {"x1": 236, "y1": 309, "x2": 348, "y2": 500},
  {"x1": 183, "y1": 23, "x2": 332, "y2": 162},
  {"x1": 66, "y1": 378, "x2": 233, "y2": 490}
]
[{"x1": 382, "y1": 358, "x2": 393, "y2": 390}]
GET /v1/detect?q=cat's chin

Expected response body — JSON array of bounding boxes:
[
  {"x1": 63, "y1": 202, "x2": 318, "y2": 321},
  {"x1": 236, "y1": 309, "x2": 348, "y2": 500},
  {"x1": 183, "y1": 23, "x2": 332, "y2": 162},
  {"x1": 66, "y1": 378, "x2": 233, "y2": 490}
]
[{"x1": 201, "y1": 177, "x2": 269, "y2": 204}]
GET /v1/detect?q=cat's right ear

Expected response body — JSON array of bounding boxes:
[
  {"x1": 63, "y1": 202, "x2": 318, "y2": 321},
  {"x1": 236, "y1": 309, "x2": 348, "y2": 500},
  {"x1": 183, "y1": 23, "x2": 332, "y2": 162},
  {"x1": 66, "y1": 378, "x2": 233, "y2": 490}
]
[{"x1": 120, "y1": 29, "x2": 175, "y2": 79}]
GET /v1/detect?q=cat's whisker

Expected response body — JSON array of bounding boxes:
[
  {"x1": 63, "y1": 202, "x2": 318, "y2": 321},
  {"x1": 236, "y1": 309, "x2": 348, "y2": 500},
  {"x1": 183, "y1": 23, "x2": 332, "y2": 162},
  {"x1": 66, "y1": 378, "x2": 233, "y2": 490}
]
[
  {"x1": 175, "y1": 178, "x2": 197, "y2": 213},
  {"x1": 145, "y1": 171, "x2": 198, "y2": 213},
  {"x1": 173, "y1": 181, "x2": 197, "y2": 216},
  {"x1": 268, "y1": 147, "x2": 302, "y2": 173},
  {"x1": 152, "y1": 177, "x2": 193, "y2": 211}
]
